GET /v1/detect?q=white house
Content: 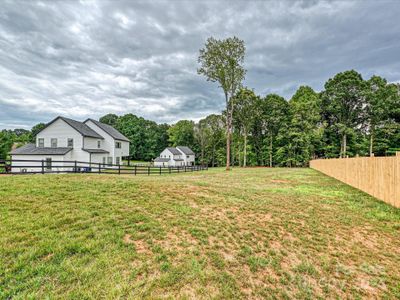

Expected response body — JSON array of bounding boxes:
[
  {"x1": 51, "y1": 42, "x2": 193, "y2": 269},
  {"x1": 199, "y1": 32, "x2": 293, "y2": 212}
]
[
  {"x1": 154, "y1": 146, "x2": 195, "y2": 167},
  {"x1": 9, "y1": 116, "x2": 129, "y2": 173}
]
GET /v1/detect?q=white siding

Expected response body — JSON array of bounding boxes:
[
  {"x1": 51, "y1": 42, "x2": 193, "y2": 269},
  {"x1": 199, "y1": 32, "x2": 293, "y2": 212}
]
[
  {"x1": 84, "y1": 120, "x2": 130, "y2": 165},
  {"x1": 37, "y1": 118, "x2": 89, "y2": 162},
  {"x1": 10, "y1": 155, "x2": 70, "y2": 173}
]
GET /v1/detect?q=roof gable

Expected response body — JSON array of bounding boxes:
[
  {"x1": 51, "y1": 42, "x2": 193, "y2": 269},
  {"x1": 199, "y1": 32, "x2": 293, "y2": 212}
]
[
  {"x1": 84, "y1": 119, "x2": 130, "y2": 142},
  {"x1": 37, "y1": 116, "x2": 104, "y2": 139}
]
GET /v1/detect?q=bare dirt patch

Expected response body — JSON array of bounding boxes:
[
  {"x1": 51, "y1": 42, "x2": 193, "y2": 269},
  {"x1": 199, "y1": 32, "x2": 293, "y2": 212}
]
[{"x1": 123, "y1": 234, "x2": 149, "y2": 254}]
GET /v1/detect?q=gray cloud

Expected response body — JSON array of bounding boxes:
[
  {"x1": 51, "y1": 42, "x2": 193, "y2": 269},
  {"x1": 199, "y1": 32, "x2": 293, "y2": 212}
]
[{"x1": 1, "y1": 0, "x2": 399, "y2": 129}]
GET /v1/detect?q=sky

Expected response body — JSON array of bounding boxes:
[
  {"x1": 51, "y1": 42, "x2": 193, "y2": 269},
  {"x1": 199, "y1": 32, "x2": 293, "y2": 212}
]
[{"x1": 1, "y1": 0, "x2": 400, "y2": 129}]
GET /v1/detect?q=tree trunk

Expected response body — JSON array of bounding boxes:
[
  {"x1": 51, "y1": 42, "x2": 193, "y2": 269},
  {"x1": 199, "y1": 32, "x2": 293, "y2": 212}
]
[
  {"x1": 343, "y1": 133, "x2": 347, "y2": 158},
  {"x1": 226, "y1": 129, "x2": 231, "y2": 170},
  {"x1": 269, "y1": 136, "x2": 273, "y2": 167},
  {"x1": 369, "y1": 128, "x2": 374, "y2": 157},
  {"x1": 212, "y1": 144, "x2": 215, "y2": 167},
  {"x1": 243, "y1": 130, "x2": 247, "y2": 167},
  {"x1": 225, "y1": 93, "x2": 231, "y2": 171}
]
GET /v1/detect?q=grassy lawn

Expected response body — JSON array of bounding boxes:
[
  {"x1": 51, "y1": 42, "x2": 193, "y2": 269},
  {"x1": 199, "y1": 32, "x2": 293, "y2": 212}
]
[{"x1": 1, "y1": 168, "x2": 399, "y2": 299}]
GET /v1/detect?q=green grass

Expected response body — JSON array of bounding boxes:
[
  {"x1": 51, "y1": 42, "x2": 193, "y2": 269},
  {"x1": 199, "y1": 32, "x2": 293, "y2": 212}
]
[{"x1": 1, "y1": 168, "x2": 399, "y2": 299}]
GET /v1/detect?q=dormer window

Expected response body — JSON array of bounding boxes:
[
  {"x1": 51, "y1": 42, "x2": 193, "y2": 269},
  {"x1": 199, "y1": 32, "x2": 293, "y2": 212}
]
[
  {"x1": 51, "y1": 138, "x2": 57, "y2": 148},
  {"x1": 38, "y1": 138, "x2": 44, "y2": 148},
  {"x1": 115, "y1": 141, "x2": 121, "y2": 149}
]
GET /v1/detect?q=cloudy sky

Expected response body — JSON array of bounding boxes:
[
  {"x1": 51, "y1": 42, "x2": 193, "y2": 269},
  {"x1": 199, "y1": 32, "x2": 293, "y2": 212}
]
[{"x1": 1, "y1": 0, "x2": 400, "y2": 129}]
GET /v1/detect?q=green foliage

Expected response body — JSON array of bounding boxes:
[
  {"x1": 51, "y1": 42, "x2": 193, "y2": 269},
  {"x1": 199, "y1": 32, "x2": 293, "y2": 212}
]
[
  {"x1": 198, "y1": 36, "x2": 246, "y2": 169},
  {"x1": 99, "y1": 113, "x2": 119, "y2": 127},
  {"x1": 168, "y1": 120, "x2": 196, "y2": 149}
]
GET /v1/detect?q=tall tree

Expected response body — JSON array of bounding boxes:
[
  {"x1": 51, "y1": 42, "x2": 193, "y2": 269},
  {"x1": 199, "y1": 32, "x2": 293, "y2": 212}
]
[
  {"x1": 322, "y1": 70, "x2": 367, "y2": 158},
  {"x1": 287, "y1": 86, "x2": 321, "y2": 166},
  {"x1": 99, "y1": 114, "x2": 119, "y2": 127},
  {"x1": 198, "y1": 36, "x2": 246, "y2": 170},
  {"x1": 232, "y1": 88, "x2": 258, "y2": 167},
  {"x1": 168, "y1": 120, "x2": 196, "y2": 149},
  {"x1": 194, "y1": 119, "x2": 211, "y2": 165},
  {"x1": 260, "y1": 94, "x2": 289, "y2": 167},
  {"x1": 365, "y1": 76, "x2": 398, "y2": 156}
]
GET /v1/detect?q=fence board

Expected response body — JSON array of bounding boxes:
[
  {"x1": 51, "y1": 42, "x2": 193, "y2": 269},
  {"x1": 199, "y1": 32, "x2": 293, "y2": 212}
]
[{"x1": 310, "y1": 154, "x2": 400, "y2": 208}]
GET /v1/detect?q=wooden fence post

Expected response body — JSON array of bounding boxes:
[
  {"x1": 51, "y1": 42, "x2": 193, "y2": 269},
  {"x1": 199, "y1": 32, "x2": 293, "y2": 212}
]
[
  {"x1": 118, "y1": 164, "x2": 121, "y2": 175},
  {"x1": 98, "y1": 163, "x2": 101, "y2": 174},
  {"x1": 134, "y1": 165, "x2": 137, "y2": 175},
  {"x1": 74, "y1": 160, "x2": 77, "y2": 173},
  {"x1": 159, "y1": 166, "x2": 162, "y2": 175},
  {"x1": 41, "y1": 159, "x2": 44, "y2": 174},
  {"x1": 148, "y1": 166, "x2": 150, "y2": 176}
]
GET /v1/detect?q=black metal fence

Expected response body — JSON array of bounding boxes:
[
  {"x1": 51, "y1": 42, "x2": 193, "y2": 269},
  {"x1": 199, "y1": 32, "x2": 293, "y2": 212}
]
[{"x1": 0, "y1": 159, "x2": 208, "y2": 175}]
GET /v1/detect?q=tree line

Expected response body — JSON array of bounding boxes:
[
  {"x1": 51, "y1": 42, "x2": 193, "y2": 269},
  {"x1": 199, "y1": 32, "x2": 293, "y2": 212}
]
[
  {"x1": 1, "y1": 68, "x2": 398, "y2": 167},
  {"x1": 1, "y1": 36, "x2": 398, "y2": 166}
]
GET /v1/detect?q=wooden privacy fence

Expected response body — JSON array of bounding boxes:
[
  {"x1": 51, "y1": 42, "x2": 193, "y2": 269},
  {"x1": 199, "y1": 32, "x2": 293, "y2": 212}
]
[
  {"x1": 0, "y1": 159, "x2": 208, "y2": 176},
  {"x1": 310, "y1": 153, "x2": 400, "y2": 208}
]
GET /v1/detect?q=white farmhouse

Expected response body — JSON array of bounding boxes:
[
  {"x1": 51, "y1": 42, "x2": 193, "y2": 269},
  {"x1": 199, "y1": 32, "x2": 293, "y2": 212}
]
[
  {"x1": 154, "y1": 146, "x2": 195, "y2": 167},
  {"x1": 10, "y1": 116, "x2": 129, "y2": 172}
]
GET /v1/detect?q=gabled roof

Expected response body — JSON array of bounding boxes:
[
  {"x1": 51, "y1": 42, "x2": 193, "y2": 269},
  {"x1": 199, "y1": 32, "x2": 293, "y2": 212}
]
[
  {"x1": 166, "y1": 147, "x2": 181, "y2": 155},
  {"x1": 176, "y1": 146, "x2": 195, "y2": 155},
  {"x1": 10, "y1": 143, "x2": 72, "y2": 155},
  {"x1": 85, "y1": 119, "x2": 129, "y2": 142},
  {"x1": 154, "y1": 157, "x2": 170, "y2": 162},
  {"x1": 37, "y1": 116, "x2": 104, "y2": 139}
]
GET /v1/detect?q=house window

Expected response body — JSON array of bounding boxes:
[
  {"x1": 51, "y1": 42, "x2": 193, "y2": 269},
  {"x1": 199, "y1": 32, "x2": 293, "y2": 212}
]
[
  {"x1": 67, "y1": 138, "x2": 73, "y2": 147},
  {"x1": 107, "y1": 157, "x2": 113, "y2": 165},
  {"x1": 38, "y1": 138, "x2": 44, "y2": 148},
  {"x1": 51, "y1": 138, "x2": 57, "y2": 148},
  {"x1": 187, "y1": 155, "x2": 189, "y2": 158},
  {"x1": 116, "y1": 157, "x2": 120, "y2": 165},
  {"x1": 45, "y1": 158, "x2": 52, "y2": 170},
  {"x1": 115, "y1": 141, "x2": 121, "y2": 149},
  {"x1": 97, "y1": 140, "x2": 101, "y2": 148}
]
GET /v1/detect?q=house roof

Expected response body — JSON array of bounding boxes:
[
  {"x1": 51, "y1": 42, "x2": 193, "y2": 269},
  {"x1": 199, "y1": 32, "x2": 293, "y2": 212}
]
[
  {"x1": 82, "y1": 148, "x2": 109, "y2": 154},
  {"x1": 37, "y1": 116, "x2": 104, "y2": 139},
  {"x1": 10, "y1": 143, "x2": 73, "y2": 155},
  {"x1": 85, "y1": 119, "x2": 130, "y2": 142},
  {"x1": 173, "y1": 158, "x2": 184, "y2": 161},
  {"x1": 176, "y1": 146, "x2": 195, "y2": 155},
  {"x1": 154, "y1": 157, "x2": 170, "y2": 162},
  {"x1": 166, "y1": 147, "x2": 181, "y2": 155}
]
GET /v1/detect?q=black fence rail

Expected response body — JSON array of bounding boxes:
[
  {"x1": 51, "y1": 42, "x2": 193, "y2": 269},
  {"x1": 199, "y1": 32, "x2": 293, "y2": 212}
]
[{"x1": 0, "y1": 159, "x2": 208, "y2": 175}]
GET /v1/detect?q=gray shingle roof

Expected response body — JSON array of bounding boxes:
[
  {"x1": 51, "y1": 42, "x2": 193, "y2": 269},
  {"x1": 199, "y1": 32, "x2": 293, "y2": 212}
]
[
  {"x1": 10, "y1": 144, "x2": 72, "y2": 155},
  {"x1": 85, "y1": 119, "x2": 129, "y2": 142},
  {"x1": 154, "y1": 157, "x2": 170, "y2": 162},
  {"x1": 166, "y1": 147, "x2": 181, "y2": 155},
  {"x1": 176, "y1": 146, "x2": 195, "y2": 155},
  {"x1": 173, "y1": 158, "x2": 184, "y2": 161},
  {"x1": 37, "y1": 116, "x2": 104, "y2": 139},
  {"x1": 82, "y1": 148, "x2": 109, "y2": 154}
]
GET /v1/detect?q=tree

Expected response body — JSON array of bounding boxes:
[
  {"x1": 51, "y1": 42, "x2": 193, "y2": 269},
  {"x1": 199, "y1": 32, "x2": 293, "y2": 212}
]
[
  {"x1": 260, "y1": 94, "x2": 289, "y2": 167},
  {"x1": 194, "y1": 119, "x2": 211, "y2": 165},
  {"x1": 198, "y1": 36, "x2": 246, "y2": 170},
  {"x1": 365, "y1": 76, "x2": 398, "y2": 156},
  {"x1": 0, "y1": 130, "x2": 14, "y2": 159},
  {"x1": 322, "y1": 70, "x2": 367, "y2": 158},
  {"x1": 286, "y1": 86, "x2": 321, "y2": 166},
  {"x1": 30, "y1": 123, "x2": 46, "y2": 142},
  {"x1": 99, "y1": 114, "x2": 119, "y2": 127},
  {"x1": 168, "y1": 120, "x2": 196, "y2": 149},
  {"x1": 232, "y1": 88, "x2": 258, "y2": 167}
]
